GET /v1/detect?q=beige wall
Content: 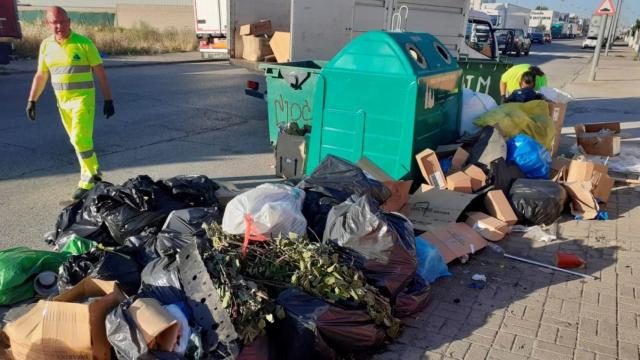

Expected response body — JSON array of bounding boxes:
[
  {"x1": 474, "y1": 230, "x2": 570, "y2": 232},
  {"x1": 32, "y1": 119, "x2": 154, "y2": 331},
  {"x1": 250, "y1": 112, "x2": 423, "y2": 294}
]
[{"x1": 116, "y1": 4, "x2": 194, "y2": 31}]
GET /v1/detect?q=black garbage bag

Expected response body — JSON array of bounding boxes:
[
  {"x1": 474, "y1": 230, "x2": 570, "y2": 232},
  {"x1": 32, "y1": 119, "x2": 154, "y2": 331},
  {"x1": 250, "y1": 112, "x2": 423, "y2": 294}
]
[
  {"x1": 58, "y1": 248, "x2": 142, "y2": 295},
  {"x1": 106, "y1": 299, "x2": 185, "y2": 360},
  {"x1": 323, "y1": 195, "x2": 417, "y2": 299},
  {"x1": 158, "y1": 175, "x2": 220, "y2": 207},
  {"x1": 297, "y1": 156, "x2": 391, "y2": 239},
  {"x1": 393, "y1": 276, "x2": 432, "y2": 318},
  {"x1": 273, "y1": 288, "x2": 386, "y2": 360},
  {"x1": 139, "y1": 256, "x2": 185, "y2": 305},
  {"x1": 54, "y1": 194, "x2": 113, "y2": 246},
  {"x1": 509, "y1": 179, "x2": 568, "y2": 225},
  {"x1": 468, "y1": 127, "x2": 507, "y2": 170},
  {"x1": 490, "y1": 157, "x2": 525, "y2": 193},
  {"x1": 123, "y1": 231, "x2": 160, "y2": 267},
  {"x1": 156, "y1": 207, "x2": 220, "y2": 255}
]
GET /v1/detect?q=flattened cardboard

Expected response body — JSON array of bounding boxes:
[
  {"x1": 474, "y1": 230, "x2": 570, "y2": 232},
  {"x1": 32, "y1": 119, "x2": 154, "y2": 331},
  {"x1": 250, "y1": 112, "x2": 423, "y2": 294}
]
[
  {"x1": 465, "y1": 211, "x2": 510, "y2": 241},
  {"x1": 3, "y1": 278, "x2": 125, "y2": 360},
  {"x1": 575, "y1": 122, "x2": 621, "y2": 156},
  {"x1": 275, "y1": 134, "x2": 306, "y2": 179},
  {"x1": 551, "y1": 157, "x2": 571, "y2": 182},
  {"x1": 416, "y1": 149, "x2": 447, "y2": 189},
  {"x1": 128, "y1": 298, "x2": 180, "y2": 352},
  {"x1": 419, "y1": 223, "x2": 488, "y2": 263},
  {"x1": 566, "y1": 160, "x2": 595, "y2": 183},
  {"x1": 484, "y1": 190, "x2": 518, "y2": 225},
  {"x1": 450, "y1": 148, "x2": 470, "y2": 174},
  {"x1": 269, "y1": 31, "x2": 291, "y2": 63},
  {"x1": 446, "y1": 171, "x2": 473, "y2": 193},
  {"x1": 402, "y1": 189, "x2": 478, "y2": 232},
  {"x1": 381, "y1": 180, "x2": 413, "y2": 212},
  {"x1": 592, "y1": 163, "x2": 614, "y2": 203},
  {"x1": 420, "y1": 184, "x2": 435, "y2": 193},
  {"x1": 242, "y1": 35, "x2": 273, "y2": 62},
  {"x1": 357, "y1": 157, "x2": 394, "y2": 182},
  {"x1": 239, "y1": 20, "x2": 272, "y2": 36},
  {"x1": 548, "y1": 101, "x2": 567, "y2": 156},
  {"x1": 463, "y1": 164, "x2": 487, "y2": 192},
  {"x1": 563, "y1": 181, "x2": 599, "y2": 220}
]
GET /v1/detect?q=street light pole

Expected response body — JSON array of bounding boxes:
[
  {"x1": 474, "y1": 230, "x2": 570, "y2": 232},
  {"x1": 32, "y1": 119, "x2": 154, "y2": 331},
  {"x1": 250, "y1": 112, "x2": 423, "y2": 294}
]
[
  {"x1": 605, "y1": 0, "x2": 623, "y2": 56},
  {"x1": 589, "y1": 15, "x2": 609, "y2": 82}
]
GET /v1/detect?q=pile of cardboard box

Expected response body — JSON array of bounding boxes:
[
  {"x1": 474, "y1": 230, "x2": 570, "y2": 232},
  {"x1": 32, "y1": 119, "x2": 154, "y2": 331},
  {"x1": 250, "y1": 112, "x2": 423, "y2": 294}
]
[{"x1": 240, "y1": 20, "x2": 290, "y2": 63}]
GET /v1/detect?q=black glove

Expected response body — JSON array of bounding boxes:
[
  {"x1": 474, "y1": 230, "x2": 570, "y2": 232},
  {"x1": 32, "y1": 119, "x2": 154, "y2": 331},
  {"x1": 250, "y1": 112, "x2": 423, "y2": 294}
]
[
  {"x1": 26, "y1": 101, "x2": 36, "y2": 121},
  {"x1": 103, "y1": 100, "x2": 115, "y2": 119},
  {"x1": 500, "y1": 95, "x2": 507, "y2": 104}
]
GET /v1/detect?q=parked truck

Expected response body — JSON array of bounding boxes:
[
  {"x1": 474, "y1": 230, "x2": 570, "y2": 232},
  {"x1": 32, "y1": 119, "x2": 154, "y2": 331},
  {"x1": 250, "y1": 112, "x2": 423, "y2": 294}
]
[
  {"x1": 192, "y1": 0, "x2": 509, "y2": 100},
  {"x1": 0, "y1": 0, "x2": 21, "y2": 64},
  {"x1": 479, "y1": 2, "x2": 531, "y2": 33}
]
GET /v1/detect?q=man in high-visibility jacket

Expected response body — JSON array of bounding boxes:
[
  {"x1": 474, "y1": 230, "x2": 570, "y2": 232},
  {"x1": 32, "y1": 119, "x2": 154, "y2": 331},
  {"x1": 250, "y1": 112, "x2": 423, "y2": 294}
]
[{"x1": 26, "y1": 6, "x2": 114, "y2": 200}]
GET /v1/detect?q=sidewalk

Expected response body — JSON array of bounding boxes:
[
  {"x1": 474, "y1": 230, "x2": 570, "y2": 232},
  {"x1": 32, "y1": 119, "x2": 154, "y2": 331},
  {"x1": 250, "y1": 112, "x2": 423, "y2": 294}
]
[
  {"x1": 0, "y1": 51, "x2": 212, "y2": 75},
  {"x1": 376, "y1": 45, "x2": 640, "y2": 360}
]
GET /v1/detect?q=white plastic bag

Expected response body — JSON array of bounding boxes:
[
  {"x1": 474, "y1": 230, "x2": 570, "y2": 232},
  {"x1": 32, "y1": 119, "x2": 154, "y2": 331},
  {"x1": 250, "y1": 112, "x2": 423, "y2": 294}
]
[
  {"x1": 222, "y1": 183, "x2": 307, "y2": 236},
  {"x1": 461, "y1": 88, "x2": 498, "y2": 136},
  {"x1": 540, "y1": 87, "x2": 573, "y2": 104}
]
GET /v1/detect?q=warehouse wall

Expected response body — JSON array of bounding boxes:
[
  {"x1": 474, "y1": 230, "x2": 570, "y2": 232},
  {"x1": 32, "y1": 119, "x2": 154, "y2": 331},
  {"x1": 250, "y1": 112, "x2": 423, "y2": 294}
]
[{"x1": 115, "y1": 4, "x2": 194, "y2": 31}]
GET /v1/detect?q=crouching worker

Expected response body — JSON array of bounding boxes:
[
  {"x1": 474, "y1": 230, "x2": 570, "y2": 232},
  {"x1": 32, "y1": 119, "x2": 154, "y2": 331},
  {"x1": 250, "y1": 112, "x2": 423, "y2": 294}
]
[{"x1": 505, "y1": 71, "x2": 543, "y2": 103}]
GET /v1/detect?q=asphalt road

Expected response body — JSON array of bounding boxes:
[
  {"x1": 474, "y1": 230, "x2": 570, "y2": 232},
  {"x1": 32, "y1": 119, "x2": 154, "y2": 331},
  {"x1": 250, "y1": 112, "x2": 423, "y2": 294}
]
[{"x1": 0, "y1": 38, "x2": 593, "y2": 250}]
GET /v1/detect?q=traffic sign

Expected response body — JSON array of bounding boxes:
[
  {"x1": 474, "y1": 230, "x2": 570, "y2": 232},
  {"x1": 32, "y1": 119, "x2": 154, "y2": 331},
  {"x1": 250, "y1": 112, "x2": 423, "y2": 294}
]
[{"x1": 595, "y1": 0, "x2": 616, "y2": 15}]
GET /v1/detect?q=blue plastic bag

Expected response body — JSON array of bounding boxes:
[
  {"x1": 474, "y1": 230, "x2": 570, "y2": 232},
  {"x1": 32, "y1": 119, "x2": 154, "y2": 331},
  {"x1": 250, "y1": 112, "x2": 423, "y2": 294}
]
[
  {"x1": 415, "y1": 237, "x2": 450, "y2": 284},
  {"x1": 507, "y1": 134, "x2": 551, "y2": 179}
]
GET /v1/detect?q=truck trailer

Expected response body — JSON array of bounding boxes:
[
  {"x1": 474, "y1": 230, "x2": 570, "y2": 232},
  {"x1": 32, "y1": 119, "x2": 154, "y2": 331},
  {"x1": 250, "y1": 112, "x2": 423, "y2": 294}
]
[
  {"x1": 0, "y1": 0, "x2": 21, "y2": 64},
  {"x1": 479, "y1": 2, "x2": 531, "y2": 33}
]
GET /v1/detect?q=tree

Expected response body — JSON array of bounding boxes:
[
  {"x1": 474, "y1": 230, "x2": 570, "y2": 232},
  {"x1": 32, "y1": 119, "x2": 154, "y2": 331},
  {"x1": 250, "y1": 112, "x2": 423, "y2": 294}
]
[
  {"x1": 535, "y1": 6, "x2": 549, "y2": 10},
  {"x1": 633, "y1": 19, "x2": 640, "y2": 32}
]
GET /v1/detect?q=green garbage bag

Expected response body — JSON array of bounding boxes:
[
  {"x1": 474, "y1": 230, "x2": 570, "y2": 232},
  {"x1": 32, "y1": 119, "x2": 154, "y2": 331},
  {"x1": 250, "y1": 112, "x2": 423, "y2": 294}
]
[
  {"x1": 60, "y1": 235, "x2": 97, "y2": 255},
  {"x1": 473, "y1": 100, "x2": 555, "y2": 151},
  {"x1": 0, "y1": 247, "x2": 70, "y2": 305}
]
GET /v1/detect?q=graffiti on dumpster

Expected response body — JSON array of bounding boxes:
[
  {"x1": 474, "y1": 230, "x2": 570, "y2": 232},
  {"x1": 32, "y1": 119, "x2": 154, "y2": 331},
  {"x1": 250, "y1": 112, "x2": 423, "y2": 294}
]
[
  {"x1": 273, "y1": 94, "x2": 312, "y2": 125},
  {"x1": 464, "y1": 74, "x2": 492, "y2": 94}
]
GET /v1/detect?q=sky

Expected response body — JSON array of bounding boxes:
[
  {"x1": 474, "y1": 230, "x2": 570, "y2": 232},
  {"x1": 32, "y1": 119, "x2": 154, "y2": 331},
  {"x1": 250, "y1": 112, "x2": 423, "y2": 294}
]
[{"x1": 506, "y1": 0, "x2": 640, "y2": 26}]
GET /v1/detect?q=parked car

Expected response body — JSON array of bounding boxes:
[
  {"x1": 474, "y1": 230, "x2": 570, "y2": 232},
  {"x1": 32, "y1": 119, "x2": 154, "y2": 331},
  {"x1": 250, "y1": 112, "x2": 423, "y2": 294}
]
[
  {"x1": 582, "y1": 36, "x2": 599, "y2": 49},
  {"x1": 544, "y1": 33, "x2": 552, "y2": 43},
  {"x1": 530, "y1": 32, "x2": 544, "y2": 44},
  {"x1": 496, "y1": 28, "x2": 531, "y2": 56}
]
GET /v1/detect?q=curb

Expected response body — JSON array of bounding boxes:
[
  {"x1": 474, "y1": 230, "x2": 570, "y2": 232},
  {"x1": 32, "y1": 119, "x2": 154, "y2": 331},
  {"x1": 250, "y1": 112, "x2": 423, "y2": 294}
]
[{"x1": 0, "y1": 57, "x2": 225, "y2": 76}]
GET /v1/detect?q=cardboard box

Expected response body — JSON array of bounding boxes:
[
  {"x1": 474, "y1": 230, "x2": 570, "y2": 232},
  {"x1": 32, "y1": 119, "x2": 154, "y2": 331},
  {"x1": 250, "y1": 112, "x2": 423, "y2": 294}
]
[
  {"x1": 421, "y1": 184, "x2": 435, "y2": 193},
  {"x1": 483, "y1": 190, "x2": 518, "y2": 225},
  {"x1": 275, "y1": 133, "x2": 306, "y2": 178},
  {"x1": 269, "y1": 31, "x2": 291, "y2": 63},
  {"x1": 419, "y1": 223, "x2": 488, "y2": 263},
  {"x1": 465, "y1": 212, "x2": 510, "y2": 241},
  {"x1": 239, "y1": 20, "x2": 272, "y2": 36},
  {"x1": 563, "y1": 181, "x2": 599, "y2": 220},
  {"x1": 356, "y1": 156, "x2": 411, "y2": 212},
  {"x1": 242, "y1": 35, "x2": 273, "y2": 62},
  {"x1": 575, "y1": 122, "x2": 621, "y2": 156},
  {"x1": 416, "y1": 149, "x2": 447, "y2": 189},
  {"x1": 128, "y1": 298, "x2": 180, "y2": 352},
  {"x1": 3, "y1": 278, "x2": 125, "y2": 360},
  {"x1": 402, "y1": 188, "x2": 478, "y2": 231},
  {"x1": 450, "y1": 148, "x2": 470, "y2": 174},
  {"x1": 463, "y1": 164, "x2": 487, "y2": 192},
  {"x1": 548, "y1": 101, "x2": 567, "y2": 156},
  {"x1": 446, "y1": 171, "x2": 473, "y2": 193}
]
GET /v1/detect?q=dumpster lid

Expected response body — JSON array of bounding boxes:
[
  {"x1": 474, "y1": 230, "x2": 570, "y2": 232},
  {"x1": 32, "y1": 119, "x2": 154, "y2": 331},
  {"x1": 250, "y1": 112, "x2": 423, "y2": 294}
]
[{"x1": 324, "y1": 31, "x2": 459, "y2": 76}]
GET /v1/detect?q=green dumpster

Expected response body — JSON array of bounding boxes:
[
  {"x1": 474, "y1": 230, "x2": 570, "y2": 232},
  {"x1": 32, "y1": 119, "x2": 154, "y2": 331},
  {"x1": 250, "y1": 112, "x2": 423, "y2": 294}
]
[
  {"x1": 305, "y1": 31, "x2": 463, "y2": 180},
  {"x1": 458, "y1": 57, "x2": 513, "y2": 104},
  {"x1": 259, "y1": 60, "x2": 326, "y2": 146}
]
